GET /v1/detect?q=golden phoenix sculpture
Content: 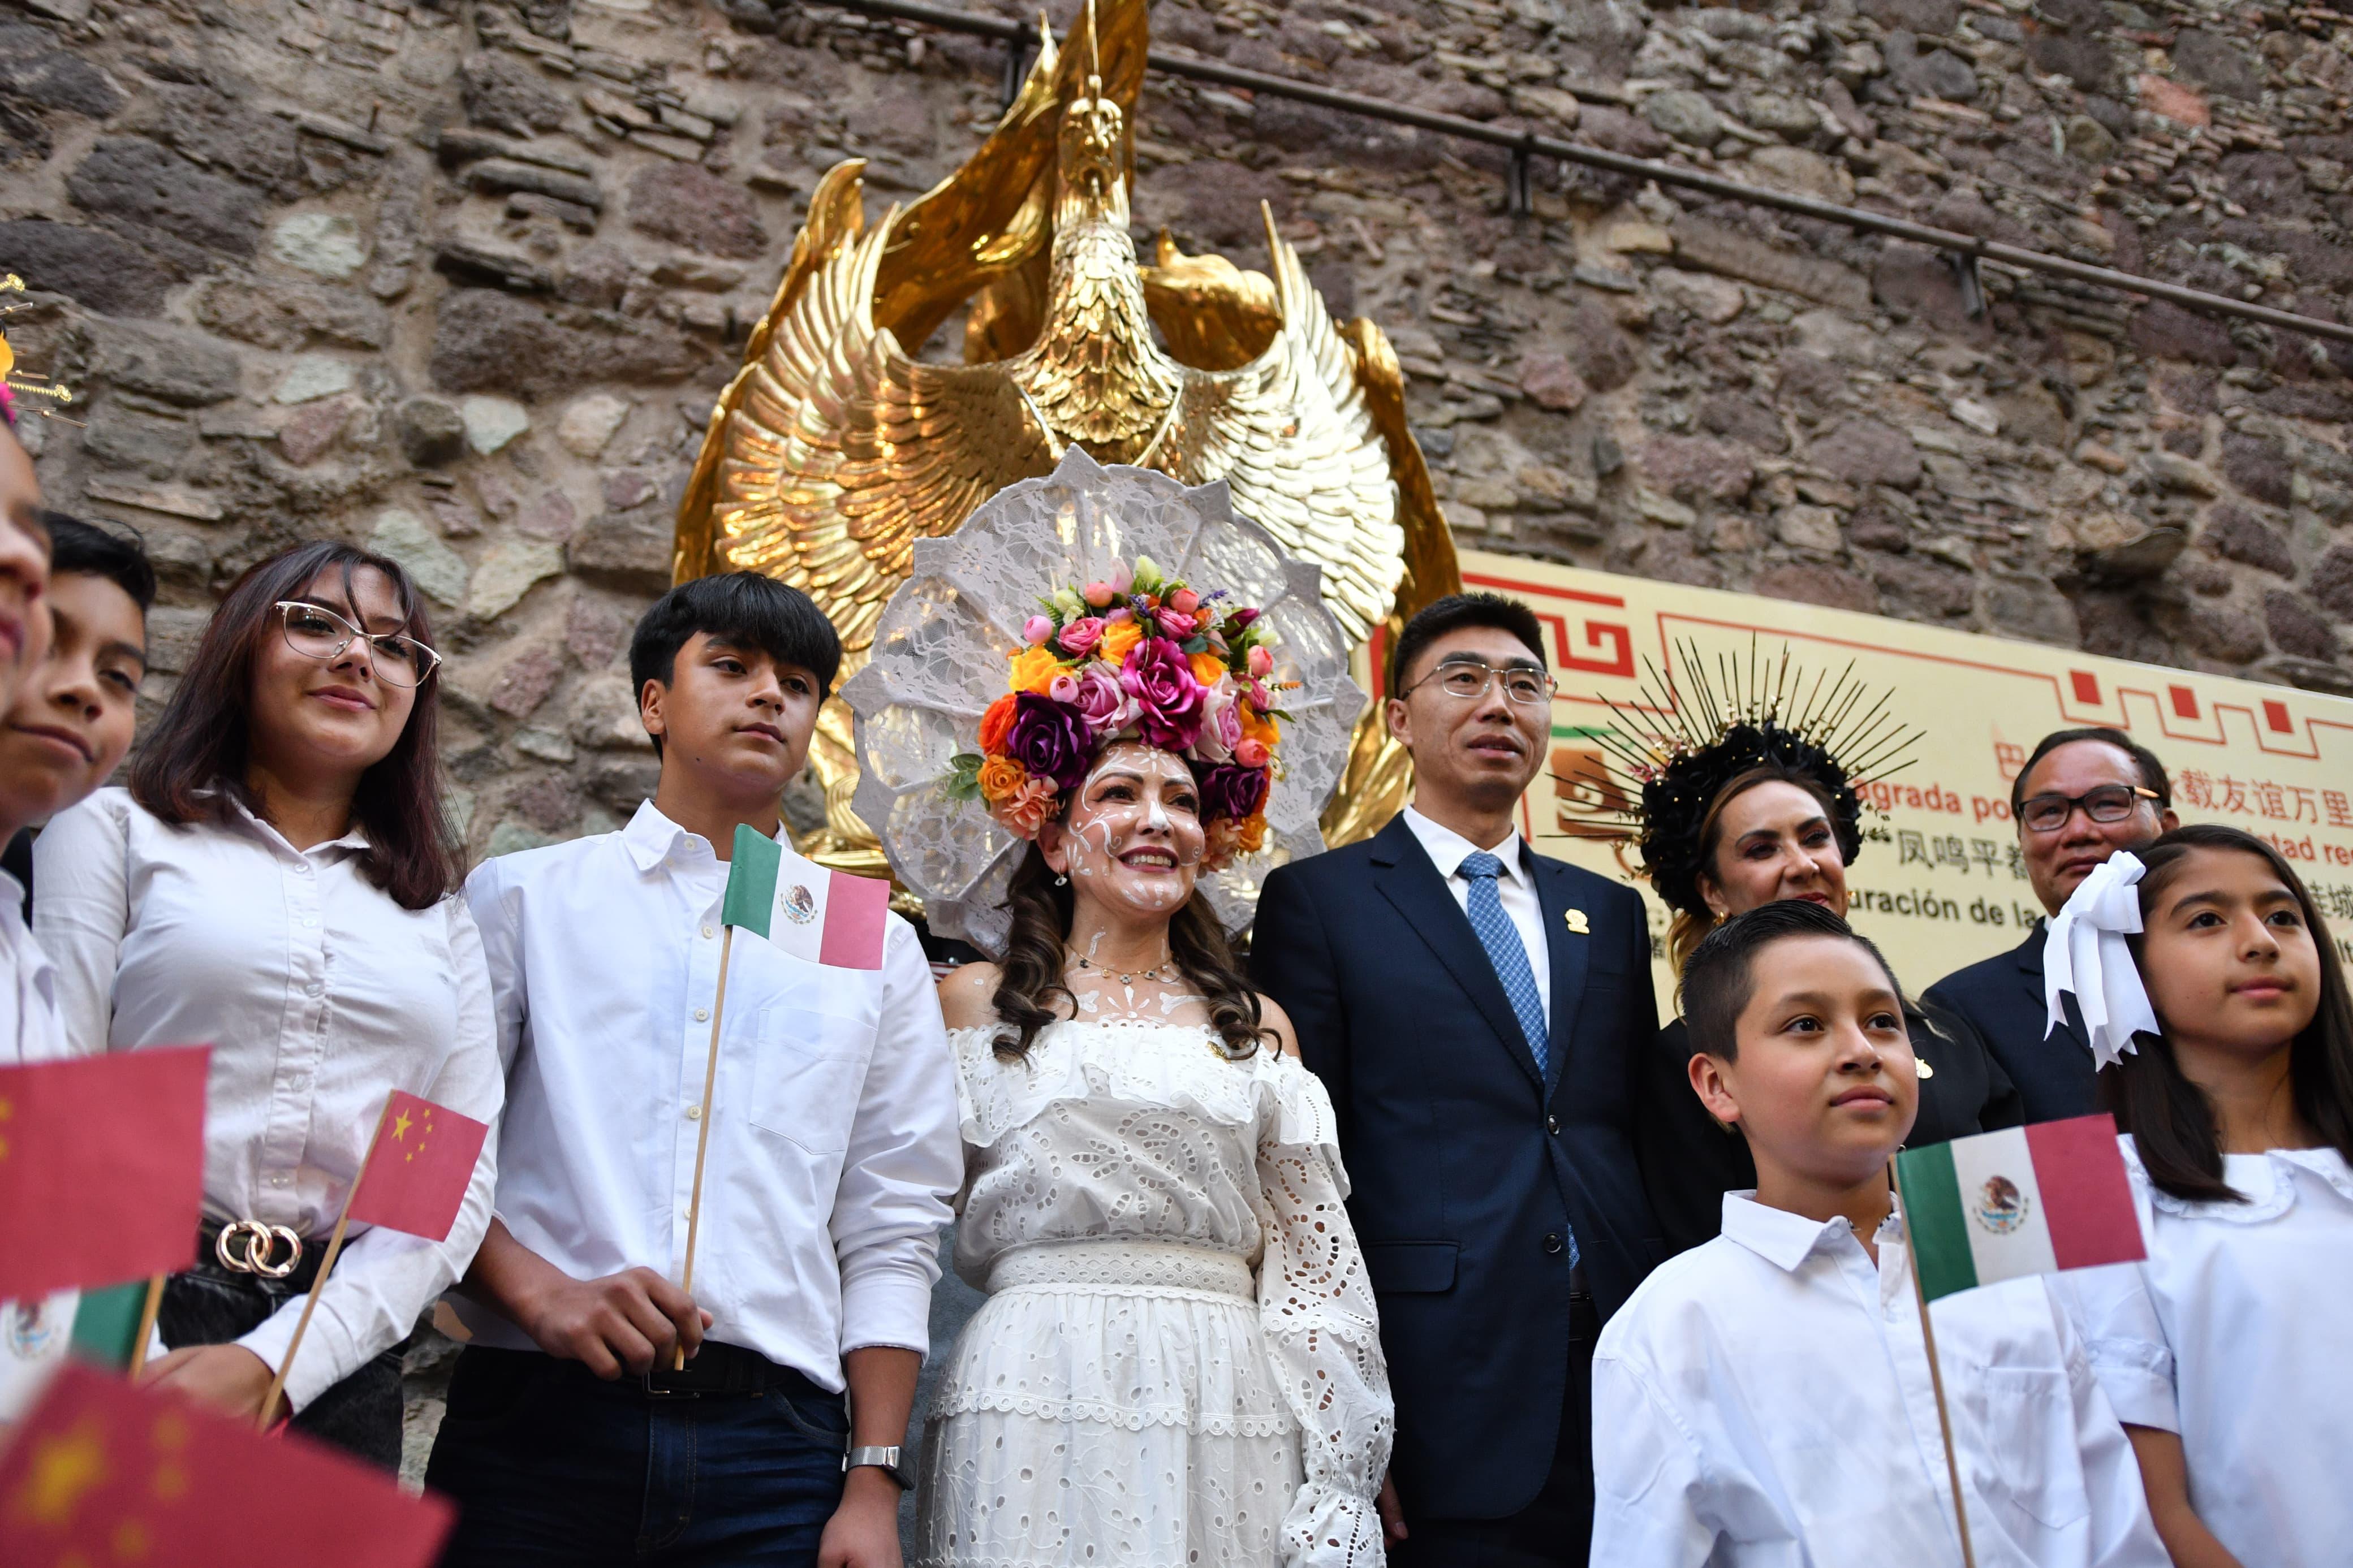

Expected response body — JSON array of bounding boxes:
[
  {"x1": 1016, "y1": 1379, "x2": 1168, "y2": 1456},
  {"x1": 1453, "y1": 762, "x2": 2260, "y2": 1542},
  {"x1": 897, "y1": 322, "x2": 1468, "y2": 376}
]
[{"x1": 673, "y1": 0, "x2": 1460, "y2": 875}]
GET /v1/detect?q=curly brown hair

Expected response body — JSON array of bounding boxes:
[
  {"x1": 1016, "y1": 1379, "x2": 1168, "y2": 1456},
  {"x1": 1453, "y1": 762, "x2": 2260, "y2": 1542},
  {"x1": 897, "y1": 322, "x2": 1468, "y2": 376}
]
[{"x1": 986, "y1": 843, "x2": 1270, "y2": 1062}]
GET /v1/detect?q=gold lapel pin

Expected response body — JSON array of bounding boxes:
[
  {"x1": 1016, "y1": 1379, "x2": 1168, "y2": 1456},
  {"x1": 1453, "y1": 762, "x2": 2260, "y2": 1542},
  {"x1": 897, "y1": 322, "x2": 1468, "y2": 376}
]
[{"x1": 1562, "y1": 908, "x2": 1589, "y2": 935}]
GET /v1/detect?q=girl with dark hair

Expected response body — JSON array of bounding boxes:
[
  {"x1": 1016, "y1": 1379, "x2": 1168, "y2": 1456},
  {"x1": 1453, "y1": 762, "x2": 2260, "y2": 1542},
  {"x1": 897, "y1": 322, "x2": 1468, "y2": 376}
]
[
  {"x1": 32, "y1": 541, "x2": 500, "y2": 1467},
  {"x1": 2058, "y1": 824, "x2": 2353, "y2": 1568},
  {"x1": 1576, "y1": 647, "x2": 2022, "y2": 1253}
]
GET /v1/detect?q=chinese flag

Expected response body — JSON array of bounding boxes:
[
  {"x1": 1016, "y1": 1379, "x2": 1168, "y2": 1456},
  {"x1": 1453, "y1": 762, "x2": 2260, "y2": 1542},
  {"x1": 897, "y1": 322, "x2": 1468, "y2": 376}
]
[
  {"x1": 0, "y1": 1049, "x2": 208, "y2": 1302},
  {"x1": 346, "y1": 1090, "x2": 489, "y2": 1242},
  {"x1": 0, "y1": 1361, "x2": 452, "y2": 1568}
]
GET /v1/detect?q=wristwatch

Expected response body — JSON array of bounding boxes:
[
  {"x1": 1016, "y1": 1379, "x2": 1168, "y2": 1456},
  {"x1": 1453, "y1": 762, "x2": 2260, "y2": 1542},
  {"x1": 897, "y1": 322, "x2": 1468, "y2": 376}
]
[{"x1": 843, "y1": 1445, "x2": 913, "y2": 1490}]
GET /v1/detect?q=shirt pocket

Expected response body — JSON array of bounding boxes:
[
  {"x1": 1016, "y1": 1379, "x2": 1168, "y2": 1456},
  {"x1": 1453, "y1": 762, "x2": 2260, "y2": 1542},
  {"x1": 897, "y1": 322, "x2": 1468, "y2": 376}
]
[
  {"x1": 1981, "y1": 1365, "x2": 2091, "y2": 1531},
  {"x1": 748, "y1": 1004, "x2": 869, "y2": 1155}
]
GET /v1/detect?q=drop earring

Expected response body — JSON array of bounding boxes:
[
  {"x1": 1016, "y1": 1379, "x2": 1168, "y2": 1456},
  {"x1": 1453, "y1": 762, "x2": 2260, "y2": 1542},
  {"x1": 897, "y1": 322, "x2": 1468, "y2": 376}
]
[{"x1": 1055, "y1": 873, "x2": 1068, "y2": 886}]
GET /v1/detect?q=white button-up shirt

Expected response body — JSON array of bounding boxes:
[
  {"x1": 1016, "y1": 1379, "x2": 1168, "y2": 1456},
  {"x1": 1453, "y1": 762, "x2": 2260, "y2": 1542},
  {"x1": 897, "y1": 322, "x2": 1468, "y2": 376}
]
[
  {"x1": 1399, "y1": 804, "x2": 1550, "y2": 1022},
  {"x1": 1592, "y1": 1192, "x2": 2165, "y2": 1568},
  {"x1": 33, "y1": 788, "x2": 503, "y2": 1412},
  {"x1": 454, "y1": 802, "x2": 960, "y2": 1390},
  {"x1": 2059, "y1": 1138, "x2": 2353, "y2": 1568},
  {"x1": 0, "y1": 870, "x2": 76, "y2": 1420}
]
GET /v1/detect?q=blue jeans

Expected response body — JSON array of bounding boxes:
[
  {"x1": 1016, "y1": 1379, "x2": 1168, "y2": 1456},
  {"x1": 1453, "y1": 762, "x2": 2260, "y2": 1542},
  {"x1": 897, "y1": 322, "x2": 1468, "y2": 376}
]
[{"x1": 425, "y1": 1347, "x2": 849, "y2": 1566}]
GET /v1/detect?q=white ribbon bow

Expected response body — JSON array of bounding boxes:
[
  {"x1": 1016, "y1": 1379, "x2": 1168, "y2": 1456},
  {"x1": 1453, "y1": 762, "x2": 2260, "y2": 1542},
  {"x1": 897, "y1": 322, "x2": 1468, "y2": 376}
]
[{"x1": 2044, "y1": 850, "x2": 2160, "y2": 1070}]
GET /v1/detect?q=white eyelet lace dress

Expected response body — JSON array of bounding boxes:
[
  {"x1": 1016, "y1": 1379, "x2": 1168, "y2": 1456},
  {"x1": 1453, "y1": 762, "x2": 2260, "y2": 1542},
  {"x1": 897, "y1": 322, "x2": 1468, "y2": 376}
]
[{"x1": 914, "y1": 1020, "x2": 1394, "y2": 1568}]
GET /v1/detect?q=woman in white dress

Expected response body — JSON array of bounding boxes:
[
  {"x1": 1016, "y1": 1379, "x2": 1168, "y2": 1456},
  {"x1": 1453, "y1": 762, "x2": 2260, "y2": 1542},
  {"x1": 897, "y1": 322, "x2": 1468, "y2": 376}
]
[{"x1": 908, "y1": 548, "x2": 1393, "y2": 1568}]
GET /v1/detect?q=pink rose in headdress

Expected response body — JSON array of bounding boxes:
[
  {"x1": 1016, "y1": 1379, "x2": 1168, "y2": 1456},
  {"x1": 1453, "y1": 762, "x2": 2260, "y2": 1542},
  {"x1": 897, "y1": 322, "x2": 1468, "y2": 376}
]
[
  {"x1": 1121, "y1": 637, "x2": 1206, "y2": 751},
  {"x1": 1234, "y1": 738, "x2": 1272, "y2": 770},
  {"x1": 1058, "y1": 617, "x2": 1105, "y2": 657},
  {"x1": 1169, "y1": 588, "x2": 1200, "y2": 616},
  {"x1": 1048, "y1": 673, "x2": 1080, "y2": 704},
  {"x1": 1022, "y1": 615, "x2": 1055, "y2": 646},
  {"x1": 1247, "y1": 645, "x2": 1274, "y2": 679},
  {"x1": 1005, "y1": 692, "x2": 1093, "y2": 791},
  {"x1": 1082, "y1": 582, "x2": 1115, "y2": 609},
  {"x1": 1194, "y1": 676, "x2": 1243, "y2": 764},
  {"x1": 1068, "y1": 663, "x2": 1137, "y2": 736},
  {"x1": 995, "y1": 776, "x2": 1058, "y2": 838},
  {"x1": 1155, "y1": 606, "x2": 1197, "y2": 639}
]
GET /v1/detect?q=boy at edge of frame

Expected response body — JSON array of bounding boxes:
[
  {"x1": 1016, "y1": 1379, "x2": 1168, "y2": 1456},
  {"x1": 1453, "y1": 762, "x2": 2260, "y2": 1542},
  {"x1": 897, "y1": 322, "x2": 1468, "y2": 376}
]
[{"x1": 1586, "y1": 900, "x2": 2165, "y2": 1568}]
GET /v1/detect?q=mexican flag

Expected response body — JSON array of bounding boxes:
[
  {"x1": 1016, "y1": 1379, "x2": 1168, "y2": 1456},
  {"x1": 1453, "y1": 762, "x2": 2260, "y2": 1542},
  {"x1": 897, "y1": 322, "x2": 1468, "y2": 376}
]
[
  {"x1": 723, "y1": 824, "x2": 891, "y2": 970},
  {"x1": 1897, "y1": 1114, "x2": 2147, "y2": 1303}
]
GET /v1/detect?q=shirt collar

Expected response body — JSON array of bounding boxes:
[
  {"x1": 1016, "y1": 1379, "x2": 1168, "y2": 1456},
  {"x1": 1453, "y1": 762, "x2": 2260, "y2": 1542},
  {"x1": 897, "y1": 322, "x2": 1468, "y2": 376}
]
[
  {"x1": 223, "y1": 795, "x2": 369, "y2": 858},
  {"x1": 1402, "y1": 805, "x2": 1529, "y2": 887},
  {"x1": 619, "y1": 799, "x2": 710, "y2": 872},
  {"x1": 1719, "y1": 1191, "x2": 1894, "y2": 1273}
]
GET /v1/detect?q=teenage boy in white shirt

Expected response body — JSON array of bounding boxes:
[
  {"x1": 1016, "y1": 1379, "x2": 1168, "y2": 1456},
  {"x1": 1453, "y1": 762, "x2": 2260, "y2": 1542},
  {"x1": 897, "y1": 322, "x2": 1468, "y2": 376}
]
[
  {"x1": 1589, "y1": 900, "x2": 2165, "y2": 1568},
  {"x1": 428, "y1": 572, "x2": 961, "y2": 1568}
]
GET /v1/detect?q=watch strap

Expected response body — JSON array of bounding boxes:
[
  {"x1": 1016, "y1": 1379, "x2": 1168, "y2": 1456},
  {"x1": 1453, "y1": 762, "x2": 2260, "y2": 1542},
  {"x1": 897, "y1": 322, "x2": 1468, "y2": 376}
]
[{"x1": 843, "y1": 1444, "x2": 911, "y2": 1489}]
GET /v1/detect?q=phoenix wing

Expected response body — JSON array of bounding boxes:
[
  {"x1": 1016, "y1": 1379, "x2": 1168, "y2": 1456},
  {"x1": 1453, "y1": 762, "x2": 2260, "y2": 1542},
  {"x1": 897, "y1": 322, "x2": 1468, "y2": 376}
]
[
  {"x1": 1145, "y1": 206, "x2": 1406, "y2": 644},
  {"x1": 706, "y1": 203, "x2": 1054, "y2": 654}
]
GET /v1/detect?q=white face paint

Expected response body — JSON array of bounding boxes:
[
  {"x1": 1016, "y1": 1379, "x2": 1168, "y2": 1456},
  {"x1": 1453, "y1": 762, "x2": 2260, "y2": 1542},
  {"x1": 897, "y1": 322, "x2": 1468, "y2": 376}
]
[{"x1": 1049, "y1": 742, "x2": 1206, "y2": 918}]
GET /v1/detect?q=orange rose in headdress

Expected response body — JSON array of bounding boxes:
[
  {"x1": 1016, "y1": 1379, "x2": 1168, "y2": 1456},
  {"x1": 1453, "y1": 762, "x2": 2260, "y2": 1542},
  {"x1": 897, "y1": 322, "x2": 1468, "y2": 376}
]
[
  {"x1": 1098, "y1": 620, "x2": 1144, "y2": 666},
  {"x1": 1188, "y1": 651, "x2": 1228, "y2": 689},
  {"x1": 978, "y1": 693, "x2": 1019, "y2": 754},
  {"x1": 977, "y1": 756, "x2": 1028, "y2": 803},
  {"x1": 1238, "y1": 704, "x2": 1281, "y2": 750}
]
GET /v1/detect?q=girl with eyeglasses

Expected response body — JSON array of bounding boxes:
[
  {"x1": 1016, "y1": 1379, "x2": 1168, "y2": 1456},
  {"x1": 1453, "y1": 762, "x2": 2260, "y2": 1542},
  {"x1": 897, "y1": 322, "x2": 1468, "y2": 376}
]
[{"x1": 32, "y1": 541, "x2": 500, "y2": 1466}]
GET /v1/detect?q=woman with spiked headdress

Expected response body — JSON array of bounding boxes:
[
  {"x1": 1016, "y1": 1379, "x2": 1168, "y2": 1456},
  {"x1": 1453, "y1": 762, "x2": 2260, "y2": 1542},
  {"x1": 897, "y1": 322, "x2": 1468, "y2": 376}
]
[{"x1": 1577, "y1": 643, "x2": 2025, "y2": 1254}]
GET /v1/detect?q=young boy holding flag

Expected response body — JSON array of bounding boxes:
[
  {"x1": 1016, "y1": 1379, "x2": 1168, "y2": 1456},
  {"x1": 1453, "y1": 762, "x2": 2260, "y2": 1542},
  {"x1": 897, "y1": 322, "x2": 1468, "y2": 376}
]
[
  {"x1": 429, "y1": 573, "x2": 961, "y2": 1568},
  {"x1": 1588, "y1": 900, "x2": 2165, "y2": 1568}
]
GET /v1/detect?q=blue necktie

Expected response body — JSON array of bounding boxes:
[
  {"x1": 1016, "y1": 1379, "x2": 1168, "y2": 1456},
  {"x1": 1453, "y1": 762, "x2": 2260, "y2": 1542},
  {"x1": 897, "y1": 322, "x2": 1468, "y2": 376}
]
[{"x1": 1460, "y1": 851, "x2": 1550, "y2": 1081}]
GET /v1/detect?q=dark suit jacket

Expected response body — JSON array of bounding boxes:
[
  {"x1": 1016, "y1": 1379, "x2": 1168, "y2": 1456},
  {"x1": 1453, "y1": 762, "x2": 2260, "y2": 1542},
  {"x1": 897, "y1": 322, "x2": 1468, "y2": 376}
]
[
  {"x1": 1249, "y1": 814, "x2": 1662, "y2": 1522},
  {"x1": 1639, "y1": 999, "x2": 2024, "y2": 1255},
  {"x1": 1922, "y1": 922, "x2": 2098, "y2": 1123}
]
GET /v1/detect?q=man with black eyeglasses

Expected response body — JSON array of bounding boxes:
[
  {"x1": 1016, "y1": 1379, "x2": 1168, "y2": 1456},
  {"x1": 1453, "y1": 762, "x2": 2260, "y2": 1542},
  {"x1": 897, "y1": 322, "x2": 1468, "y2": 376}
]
[
  {"x1": 1923, "y1": 725, "x2": 2179, "y2": 1121},
  {"x1": 1251, "y1": 592, "x2": 1662, "y2": 1567}
]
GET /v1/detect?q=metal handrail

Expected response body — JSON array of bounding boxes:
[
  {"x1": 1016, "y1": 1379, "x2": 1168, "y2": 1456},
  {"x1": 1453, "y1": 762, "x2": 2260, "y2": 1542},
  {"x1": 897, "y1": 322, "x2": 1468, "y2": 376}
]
[{"x1": 811, "y1": 0, "x2": 2353, "y2": 347}]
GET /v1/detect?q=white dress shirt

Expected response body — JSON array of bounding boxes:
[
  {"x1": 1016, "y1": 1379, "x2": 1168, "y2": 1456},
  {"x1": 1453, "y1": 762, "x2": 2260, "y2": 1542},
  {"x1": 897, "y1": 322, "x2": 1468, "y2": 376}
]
[
  {"x1": 0, "y1": 871, "x2": 77, "y2": 1419},
  {"x1": 2058, "y1": 1137, "x2": 2353, "y2": 1568},
  {"x1": 456, "y1": 801, "x2": 961, "y2": 1390},
  {"x1": 1399, "y1": 804, "x2": 1550, "y2": 1022},
  {"x1": 1591, "y1": 1192, "x2": 2165, "y2": 1568},
  {"x1": 33, "y1": 788, "x2": 503, "y2": 1412}
]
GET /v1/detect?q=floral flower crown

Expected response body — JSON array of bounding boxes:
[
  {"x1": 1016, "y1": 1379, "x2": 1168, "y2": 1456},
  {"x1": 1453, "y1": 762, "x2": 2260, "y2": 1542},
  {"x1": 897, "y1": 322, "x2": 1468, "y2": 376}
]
[{"x1": 945, "y1": 554, "x2": 1286, "y2": 867}]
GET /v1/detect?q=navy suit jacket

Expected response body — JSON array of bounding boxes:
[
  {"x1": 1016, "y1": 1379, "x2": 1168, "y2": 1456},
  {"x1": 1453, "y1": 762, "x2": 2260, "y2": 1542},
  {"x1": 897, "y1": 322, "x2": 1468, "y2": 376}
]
[
  {"x1": 1922, "y1": 921, "x2": 2100, "y2": 1123},
  {"x1": 1249, "y1": 814, "x2": 1663, "y2": 1521}
]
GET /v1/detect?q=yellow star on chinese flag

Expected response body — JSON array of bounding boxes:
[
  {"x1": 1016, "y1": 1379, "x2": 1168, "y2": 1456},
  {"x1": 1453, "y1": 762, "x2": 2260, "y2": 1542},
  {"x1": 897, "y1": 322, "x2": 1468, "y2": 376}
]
[
  {"x1": 389, "y1": 1109, "x2": 413, "y2": 1143},
  {"x1": 8, "y1": 1417, "x2": 106, "y2": 1526}
]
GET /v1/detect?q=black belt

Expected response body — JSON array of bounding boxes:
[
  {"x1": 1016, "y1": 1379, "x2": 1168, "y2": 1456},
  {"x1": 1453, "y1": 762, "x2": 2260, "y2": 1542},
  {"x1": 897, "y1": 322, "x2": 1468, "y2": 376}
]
[
  {"x1": 640, "y1": 1340, "x2": 830, "y2": 1401},
  {"x1": 194, "y1": 1218, "x2": 325, "y2": 1294}
]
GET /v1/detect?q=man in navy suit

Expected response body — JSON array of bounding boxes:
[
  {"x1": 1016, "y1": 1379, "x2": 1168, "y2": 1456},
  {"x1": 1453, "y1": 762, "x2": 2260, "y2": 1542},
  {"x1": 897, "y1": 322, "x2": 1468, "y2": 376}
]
[
  {"x1": 1923, "y1": 726, "x2": 2176, "y2": 1121},
  {"x1": 1250, "y1": 593, "x2": 1662, "y2": 1566}
]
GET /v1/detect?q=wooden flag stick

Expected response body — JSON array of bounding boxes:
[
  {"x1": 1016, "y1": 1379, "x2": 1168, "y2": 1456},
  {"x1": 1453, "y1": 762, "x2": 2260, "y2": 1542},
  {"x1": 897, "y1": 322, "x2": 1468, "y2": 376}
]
[
  {"x1": 1891, "y1": 1163, "x2": 1978, "y2": 1568},
  {"x1": 257, "y1": 1095, "x2": 391, "y2": 1432},
  {"x1": 127, "y1": 1274, "x2": 165, "y2": 1377},
  {"x1": 673, "y1": 923, "x2": 736, "y2": 1371}
]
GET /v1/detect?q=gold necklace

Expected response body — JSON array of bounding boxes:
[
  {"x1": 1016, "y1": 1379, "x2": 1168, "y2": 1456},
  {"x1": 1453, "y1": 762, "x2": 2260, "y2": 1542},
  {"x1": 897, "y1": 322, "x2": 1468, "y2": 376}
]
[{"x1": 1070, "y1": 952, "x2": 1181, "y2": 987}]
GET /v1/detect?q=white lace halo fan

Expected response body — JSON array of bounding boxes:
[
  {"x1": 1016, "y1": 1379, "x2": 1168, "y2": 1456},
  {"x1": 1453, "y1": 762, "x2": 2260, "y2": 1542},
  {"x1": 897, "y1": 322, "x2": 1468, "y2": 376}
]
[{"x1": 841, "y1": 447, "x2": 1366, "y2": 955}]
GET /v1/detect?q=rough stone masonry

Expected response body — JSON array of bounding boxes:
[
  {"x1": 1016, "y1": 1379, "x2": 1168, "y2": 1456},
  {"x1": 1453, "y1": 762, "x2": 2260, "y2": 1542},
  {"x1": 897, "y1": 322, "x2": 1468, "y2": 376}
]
[{"x1": 7, "y1": 0, "x2": 2353, "y2": 1484}]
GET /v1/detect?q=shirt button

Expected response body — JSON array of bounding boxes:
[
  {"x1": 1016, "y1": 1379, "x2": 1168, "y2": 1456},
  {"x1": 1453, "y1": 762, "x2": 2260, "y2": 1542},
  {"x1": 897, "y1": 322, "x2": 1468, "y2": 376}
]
[
  {"x1": 302, "y1": 917, "x2": 319, "y2": 928},
  {"x1": 693, "y1": 1007, "x2": 709, "y2": 1022},
  {"x1": 305, "y1": 982, "x2": 324, "y2": 998},
  {"x1": 686, "y1": 1105, "x2": 703, "y2": 1121},
  {"x1": 294, "y1": 863, "x2": 312, "y2": 876},
  {"x1": 270, "y1": 1173, "x2": 289, "y2": 1188},
  {"x1": 703, "y1": 925, "x2": 716, "y2": 940},
  {"x1": 1546, "y1": 1115, "x2": 1561, "y2": 1135},
  {"x1": 1542, "y1": 1233, "x2": 1565, "y2": 1256}
]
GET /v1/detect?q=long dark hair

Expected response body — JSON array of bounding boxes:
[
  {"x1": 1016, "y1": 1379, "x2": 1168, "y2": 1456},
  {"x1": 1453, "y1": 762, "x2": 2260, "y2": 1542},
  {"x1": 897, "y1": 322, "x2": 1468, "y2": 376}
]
[
  {"x1": 129, "y1": 541, "x2": 462, "y2": 910},
  {"x1": 988, "y1": 842, "x2": 1269, "y2": 1061},
  {"x1": 2109, "y1": 824, "x2": 2353, "y2": 1202}
]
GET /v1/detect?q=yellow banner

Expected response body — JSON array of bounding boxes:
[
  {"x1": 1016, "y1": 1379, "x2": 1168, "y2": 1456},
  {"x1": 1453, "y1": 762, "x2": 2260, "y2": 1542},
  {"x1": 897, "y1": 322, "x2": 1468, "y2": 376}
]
[{"x1": 1442, "y1": 550, "x2": 2353, "y2": 998}]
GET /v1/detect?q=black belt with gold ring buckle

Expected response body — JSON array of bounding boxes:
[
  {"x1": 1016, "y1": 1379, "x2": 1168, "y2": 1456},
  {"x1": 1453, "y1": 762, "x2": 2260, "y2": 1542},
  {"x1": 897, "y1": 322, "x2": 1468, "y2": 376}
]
[{"x1": 214, "y1": 1219, "x2": 304, "y2": 1279}]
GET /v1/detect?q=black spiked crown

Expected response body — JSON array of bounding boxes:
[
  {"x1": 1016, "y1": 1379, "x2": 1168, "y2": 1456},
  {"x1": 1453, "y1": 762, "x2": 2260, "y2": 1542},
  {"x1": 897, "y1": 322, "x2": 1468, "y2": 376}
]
[{"x1": 1562, "y1": 639, "x2": 1922, "y2": 920}]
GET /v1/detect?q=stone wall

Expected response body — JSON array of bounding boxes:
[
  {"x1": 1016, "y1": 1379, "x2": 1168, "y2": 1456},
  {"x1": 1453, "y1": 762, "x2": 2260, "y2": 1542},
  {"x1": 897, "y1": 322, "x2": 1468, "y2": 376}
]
[{"x1": 6, "y1": 0, "x2": 2353, "y2": 866}]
